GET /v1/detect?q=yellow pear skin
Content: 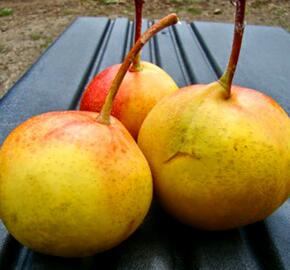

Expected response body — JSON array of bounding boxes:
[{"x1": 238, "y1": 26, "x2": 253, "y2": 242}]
[
  {"x1": 0, "y1": 111, "x2": 152, "y2": 257},
  {"x1": 138, "y1": 82, "x2": 290, "y2": 230}
]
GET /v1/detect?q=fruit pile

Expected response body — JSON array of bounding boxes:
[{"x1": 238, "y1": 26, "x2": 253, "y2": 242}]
[{"x1": 0, "y1": 0, "x2": 289, "y2": 258}]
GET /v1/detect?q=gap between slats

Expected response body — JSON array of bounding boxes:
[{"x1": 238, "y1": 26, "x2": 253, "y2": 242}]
[{"x1": 190, "y1": 22, "x2": 223, "y2": 79}]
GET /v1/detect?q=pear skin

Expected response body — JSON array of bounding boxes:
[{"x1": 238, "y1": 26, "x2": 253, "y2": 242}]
[
  {"x1": 0, "y1": 111, "x2": 152, "y2": 256},
  {"x1": 138, "y1": 82, "x2": 290, "y2": 230}
]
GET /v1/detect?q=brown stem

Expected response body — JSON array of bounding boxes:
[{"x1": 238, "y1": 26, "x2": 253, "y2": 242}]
[
  {"x1": 97, "y1": 13, "x2": 179, "y2": 125},
  {"x1": 219, "y1": 0, "x2": 246, "y2": 98},
  {"x1": 131, "y1": 0, "x2": 144, "y2": 72}
]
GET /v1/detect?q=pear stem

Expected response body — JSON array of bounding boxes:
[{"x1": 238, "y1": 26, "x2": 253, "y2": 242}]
[
  {"x1": 131, "y1": 0, "x2": 144, "y2": 72},
  {"x1": 219, "y1": 0, "x2": 246, "y2": 98},
  {"x1": 97, "y1": 13, "x2": 179, "y2": 125}
]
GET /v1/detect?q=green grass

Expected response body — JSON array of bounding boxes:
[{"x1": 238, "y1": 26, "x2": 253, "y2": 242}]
[
  {"x1": 30, "y1": 33, "x2": 43, "y2": 41},
  {"x1": 170, "y1": 0, "x2": 203, "y2": 15},
  {"x1": 250, "y1": 0, "x2": 267, "y2": 9},
  {"x1": 187, "y1": 7, "x2": 202, "y2": 15},
  {"x1": 30, "y1": 33, "x2": 53, "y2": 49},
  {"x1": 40, "y1": 37, "x2": 53, "y2": 49},
  {"x1": 0, "y1": 7, "x2": 13, "y2": 17},
  {"x1": 100, "y1": 0, "x2": 119, "y2": 4},
  {"x1": 0, "y1": 44, "x2": 9, "y2": 54},
  {"x1": 170, "y1": 0, "x2": 203, "y2": 4},
  {"x1": 272, "y1": 7, "x2": 287, "y2": 17}
]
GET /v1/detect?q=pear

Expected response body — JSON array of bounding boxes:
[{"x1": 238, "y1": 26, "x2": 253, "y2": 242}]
[
  {"x1": 138, "y1": 0, "x2": 290, "y2": 230},
  {"x1": 80, "y1": 0, "x2": 178, "y2": 139},
  {"x1": 0, "y1": 14, "x2": 178, "y2": 257},
  {"x1": 0, "y1": 111, "x2": 152, "y2": 257}
]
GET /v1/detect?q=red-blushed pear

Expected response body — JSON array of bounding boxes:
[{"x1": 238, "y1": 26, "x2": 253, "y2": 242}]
[
  {"x1": 0, "y1": 14, "x2": 178, "y2": 257},
  {"x1": 138, "y1": 0, "x2": 290, "y2": 230},
  {"x1": 80, "y1": 0, "x2": 178, "y2": 139}
]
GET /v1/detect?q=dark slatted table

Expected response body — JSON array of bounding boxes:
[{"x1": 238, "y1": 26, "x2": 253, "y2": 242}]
[{"x1": 0, "y1": 17, "x2": 290, "y2": 270}]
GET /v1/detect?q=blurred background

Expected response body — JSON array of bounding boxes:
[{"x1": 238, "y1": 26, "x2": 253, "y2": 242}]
[{"x1": 0, "y1": 0, "x2": 289, "y2": 98}]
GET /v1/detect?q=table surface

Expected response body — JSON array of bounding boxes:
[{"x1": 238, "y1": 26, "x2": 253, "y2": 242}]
[{"x1": 0, "y1": 17, "x2": 290, "y2": 270}]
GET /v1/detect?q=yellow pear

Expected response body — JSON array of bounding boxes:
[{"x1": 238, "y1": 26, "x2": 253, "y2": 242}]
[
  {"x1": 138, "y1": 1, "x2": 290, "y2": 230},
  {"x1": 0, "y1": 111, "x2": 152, "y2": 257}
]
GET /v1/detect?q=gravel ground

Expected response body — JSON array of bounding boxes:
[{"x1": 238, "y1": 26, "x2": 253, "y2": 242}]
[{"x1": 0, "y1": 0, "x2": 289, "y2": 98}]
